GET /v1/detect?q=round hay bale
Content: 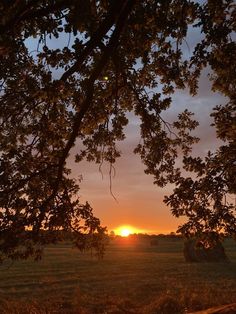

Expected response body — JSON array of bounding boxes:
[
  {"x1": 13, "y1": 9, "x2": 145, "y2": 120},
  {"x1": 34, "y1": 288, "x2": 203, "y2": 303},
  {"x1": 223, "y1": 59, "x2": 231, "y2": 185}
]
[
  {"x1": 183, "y1": 238, "x2": 228, "y2": 263},
  {"x1": 150, "y1": 238, "x2": 159, "y2": 246}
]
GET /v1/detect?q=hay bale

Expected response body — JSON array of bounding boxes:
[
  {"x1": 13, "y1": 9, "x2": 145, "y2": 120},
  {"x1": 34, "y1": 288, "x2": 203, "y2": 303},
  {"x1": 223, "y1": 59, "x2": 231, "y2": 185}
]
[
  {"x1": 150, "y1": 238, "x2": 159, "y2": 246},
  {"x1": 183, "y1": 238, "x2": 228, "y2": 263}
]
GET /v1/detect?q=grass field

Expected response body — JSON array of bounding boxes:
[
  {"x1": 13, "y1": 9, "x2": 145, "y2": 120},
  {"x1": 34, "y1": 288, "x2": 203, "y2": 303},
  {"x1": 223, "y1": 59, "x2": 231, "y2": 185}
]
[{"x1": 0, "y1": 238, "x2": 236, "y2": 313}]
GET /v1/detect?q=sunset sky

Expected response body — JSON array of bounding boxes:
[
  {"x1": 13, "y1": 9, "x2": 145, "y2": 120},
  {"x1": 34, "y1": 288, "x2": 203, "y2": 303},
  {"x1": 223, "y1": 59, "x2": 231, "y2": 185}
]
[
  {"x1": 27, "y1": 28, "x2": 226, "y2": 235},
  {"x1": 70, "y1": 75, "x2": 225, "y2": 234}
]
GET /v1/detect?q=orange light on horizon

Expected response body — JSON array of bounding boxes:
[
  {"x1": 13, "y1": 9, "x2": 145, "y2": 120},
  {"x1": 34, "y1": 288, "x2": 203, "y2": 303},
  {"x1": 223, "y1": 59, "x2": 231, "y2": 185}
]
[{"x1": 114, "y1": 225, "x2": 142, "y2": 237}]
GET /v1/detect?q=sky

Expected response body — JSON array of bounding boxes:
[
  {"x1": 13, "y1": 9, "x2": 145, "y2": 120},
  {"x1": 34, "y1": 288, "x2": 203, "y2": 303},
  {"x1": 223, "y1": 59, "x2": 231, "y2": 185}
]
[
  {"x1": 69, "y1": 74, "x2": 225, "y2": 235},
  {"x1": 26, "y1": 23, "x2": 226, "y2": 235},
  {"x1": 64, "y1": 27, "x2": 226, "y2": 235},
  {"x1": 66, "y1": 26, "x2": 226, "y2": 235}
]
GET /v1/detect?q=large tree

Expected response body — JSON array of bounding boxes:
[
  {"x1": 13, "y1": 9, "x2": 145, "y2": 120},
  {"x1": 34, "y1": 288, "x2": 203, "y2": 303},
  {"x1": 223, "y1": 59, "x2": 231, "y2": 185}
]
[{"x1": 0, "y1": 0, "x2": 235, "y2": 261}]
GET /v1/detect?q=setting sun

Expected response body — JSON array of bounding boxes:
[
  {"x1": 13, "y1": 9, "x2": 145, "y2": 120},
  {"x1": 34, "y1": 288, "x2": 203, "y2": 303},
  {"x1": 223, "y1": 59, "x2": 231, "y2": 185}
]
[
  {"x1": 114, "y1": 225, "x2": 140, "y2": 237},
  {"x1": 120, "y1": 228, "x2": 131, "y2": 237}
]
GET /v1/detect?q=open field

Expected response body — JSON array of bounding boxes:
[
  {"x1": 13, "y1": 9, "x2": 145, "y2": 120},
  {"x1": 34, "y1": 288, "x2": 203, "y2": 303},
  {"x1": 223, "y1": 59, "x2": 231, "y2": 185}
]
[{"x1": 0, "y1": 238, "x2": 236, "y2": 313}]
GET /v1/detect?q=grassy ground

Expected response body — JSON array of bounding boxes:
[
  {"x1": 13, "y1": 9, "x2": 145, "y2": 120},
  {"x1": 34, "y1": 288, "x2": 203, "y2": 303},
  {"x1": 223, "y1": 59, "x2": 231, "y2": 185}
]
[{"x1": 0, "y1": 238, "x2": 235, "y2": 313}]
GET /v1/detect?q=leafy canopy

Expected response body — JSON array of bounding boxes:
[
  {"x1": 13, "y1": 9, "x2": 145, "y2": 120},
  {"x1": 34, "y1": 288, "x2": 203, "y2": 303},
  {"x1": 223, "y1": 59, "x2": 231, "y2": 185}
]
[{"x1": 0, "y1": 0, "x2": 235, "y2": 261}]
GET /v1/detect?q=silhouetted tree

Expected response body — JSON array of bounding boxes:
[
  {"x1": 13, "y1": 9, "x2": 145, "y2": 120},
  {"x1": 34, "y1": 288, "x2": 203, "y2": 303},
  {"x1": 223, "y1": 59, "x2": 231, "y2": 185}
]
[
  {"x1": 165, "y1": 102, "x2": 236, "y2": 244},
  {"x1": 0, "y1": 0, "x2": 235, "y2": 261}
]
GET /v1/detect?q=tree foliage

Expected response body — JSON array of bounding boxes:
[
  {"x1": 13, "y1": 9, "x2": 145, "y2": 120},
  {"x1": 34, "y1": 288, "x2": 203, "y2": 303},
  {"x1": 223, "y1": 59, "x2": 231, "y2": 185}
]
[
  {"x1": 165, "y1": 102, "x2": 236, "y2": 243},
  {"x1": 0, "y1": 0, "x2": 235, "y2": 261}
]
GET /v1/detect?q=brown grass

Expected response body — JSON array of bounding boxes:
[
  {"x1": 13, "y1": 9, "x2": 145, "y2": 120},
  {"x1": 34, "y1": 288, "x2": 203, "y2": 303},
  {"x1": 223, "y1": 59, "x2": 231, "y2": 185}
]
[{"x1": 0, "y1": 238, "x2": 235, "y2": 313}]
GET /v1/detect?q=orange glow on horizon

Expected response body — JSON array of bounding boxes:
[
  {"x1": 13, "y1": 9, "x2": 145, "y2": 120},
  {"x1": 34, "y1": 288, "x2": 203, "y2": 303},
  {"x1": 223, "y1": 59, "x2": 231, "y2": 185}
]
[{"x1": 114, "y1": 225, "x2": 142, "y2": 237}]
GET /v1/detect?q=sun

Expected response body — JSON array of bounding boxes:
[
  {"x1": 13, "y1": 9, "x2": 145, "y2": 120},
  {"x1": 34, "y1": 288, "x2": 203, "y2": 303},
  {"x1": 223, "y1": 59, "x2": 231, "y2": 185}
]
[
  {"x1": 115, "y1": 225, "x2": 137, "y2": 237},
  {"x1": 120, "y1": 228, "x2": 131, "y2": 237}
]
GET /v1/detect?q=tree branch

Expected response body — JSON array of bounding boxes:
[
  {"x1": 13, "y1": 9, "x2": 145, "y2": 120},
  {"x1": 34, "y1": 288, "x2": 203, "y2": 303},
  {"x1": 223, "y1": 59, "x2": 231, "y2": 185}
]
[
  {"x1": 35, "y1": 0, "x2": 136, "y2": 231},
  {"x1": 58, "y1": 0, "x2": 135, "y2": 179},
  {"x1": 60, "y1": 1, "x2": 128, "y2": 82},
  {"x1": 0, "y1": 0, "x2": 72, "y2": 33}
]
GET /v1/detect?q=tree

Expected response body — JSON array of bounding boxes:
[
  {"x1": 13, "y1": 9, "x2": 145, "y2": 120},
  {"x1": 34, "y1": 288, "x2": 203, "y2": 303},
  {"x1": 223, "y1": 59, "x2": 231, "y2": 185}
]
[
  {"x1": 0, "y1": 0, "x2": 235, "y2": 261},
  {"x1": 164, "y1": 101, "x2": 236, "y2": 245}
]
